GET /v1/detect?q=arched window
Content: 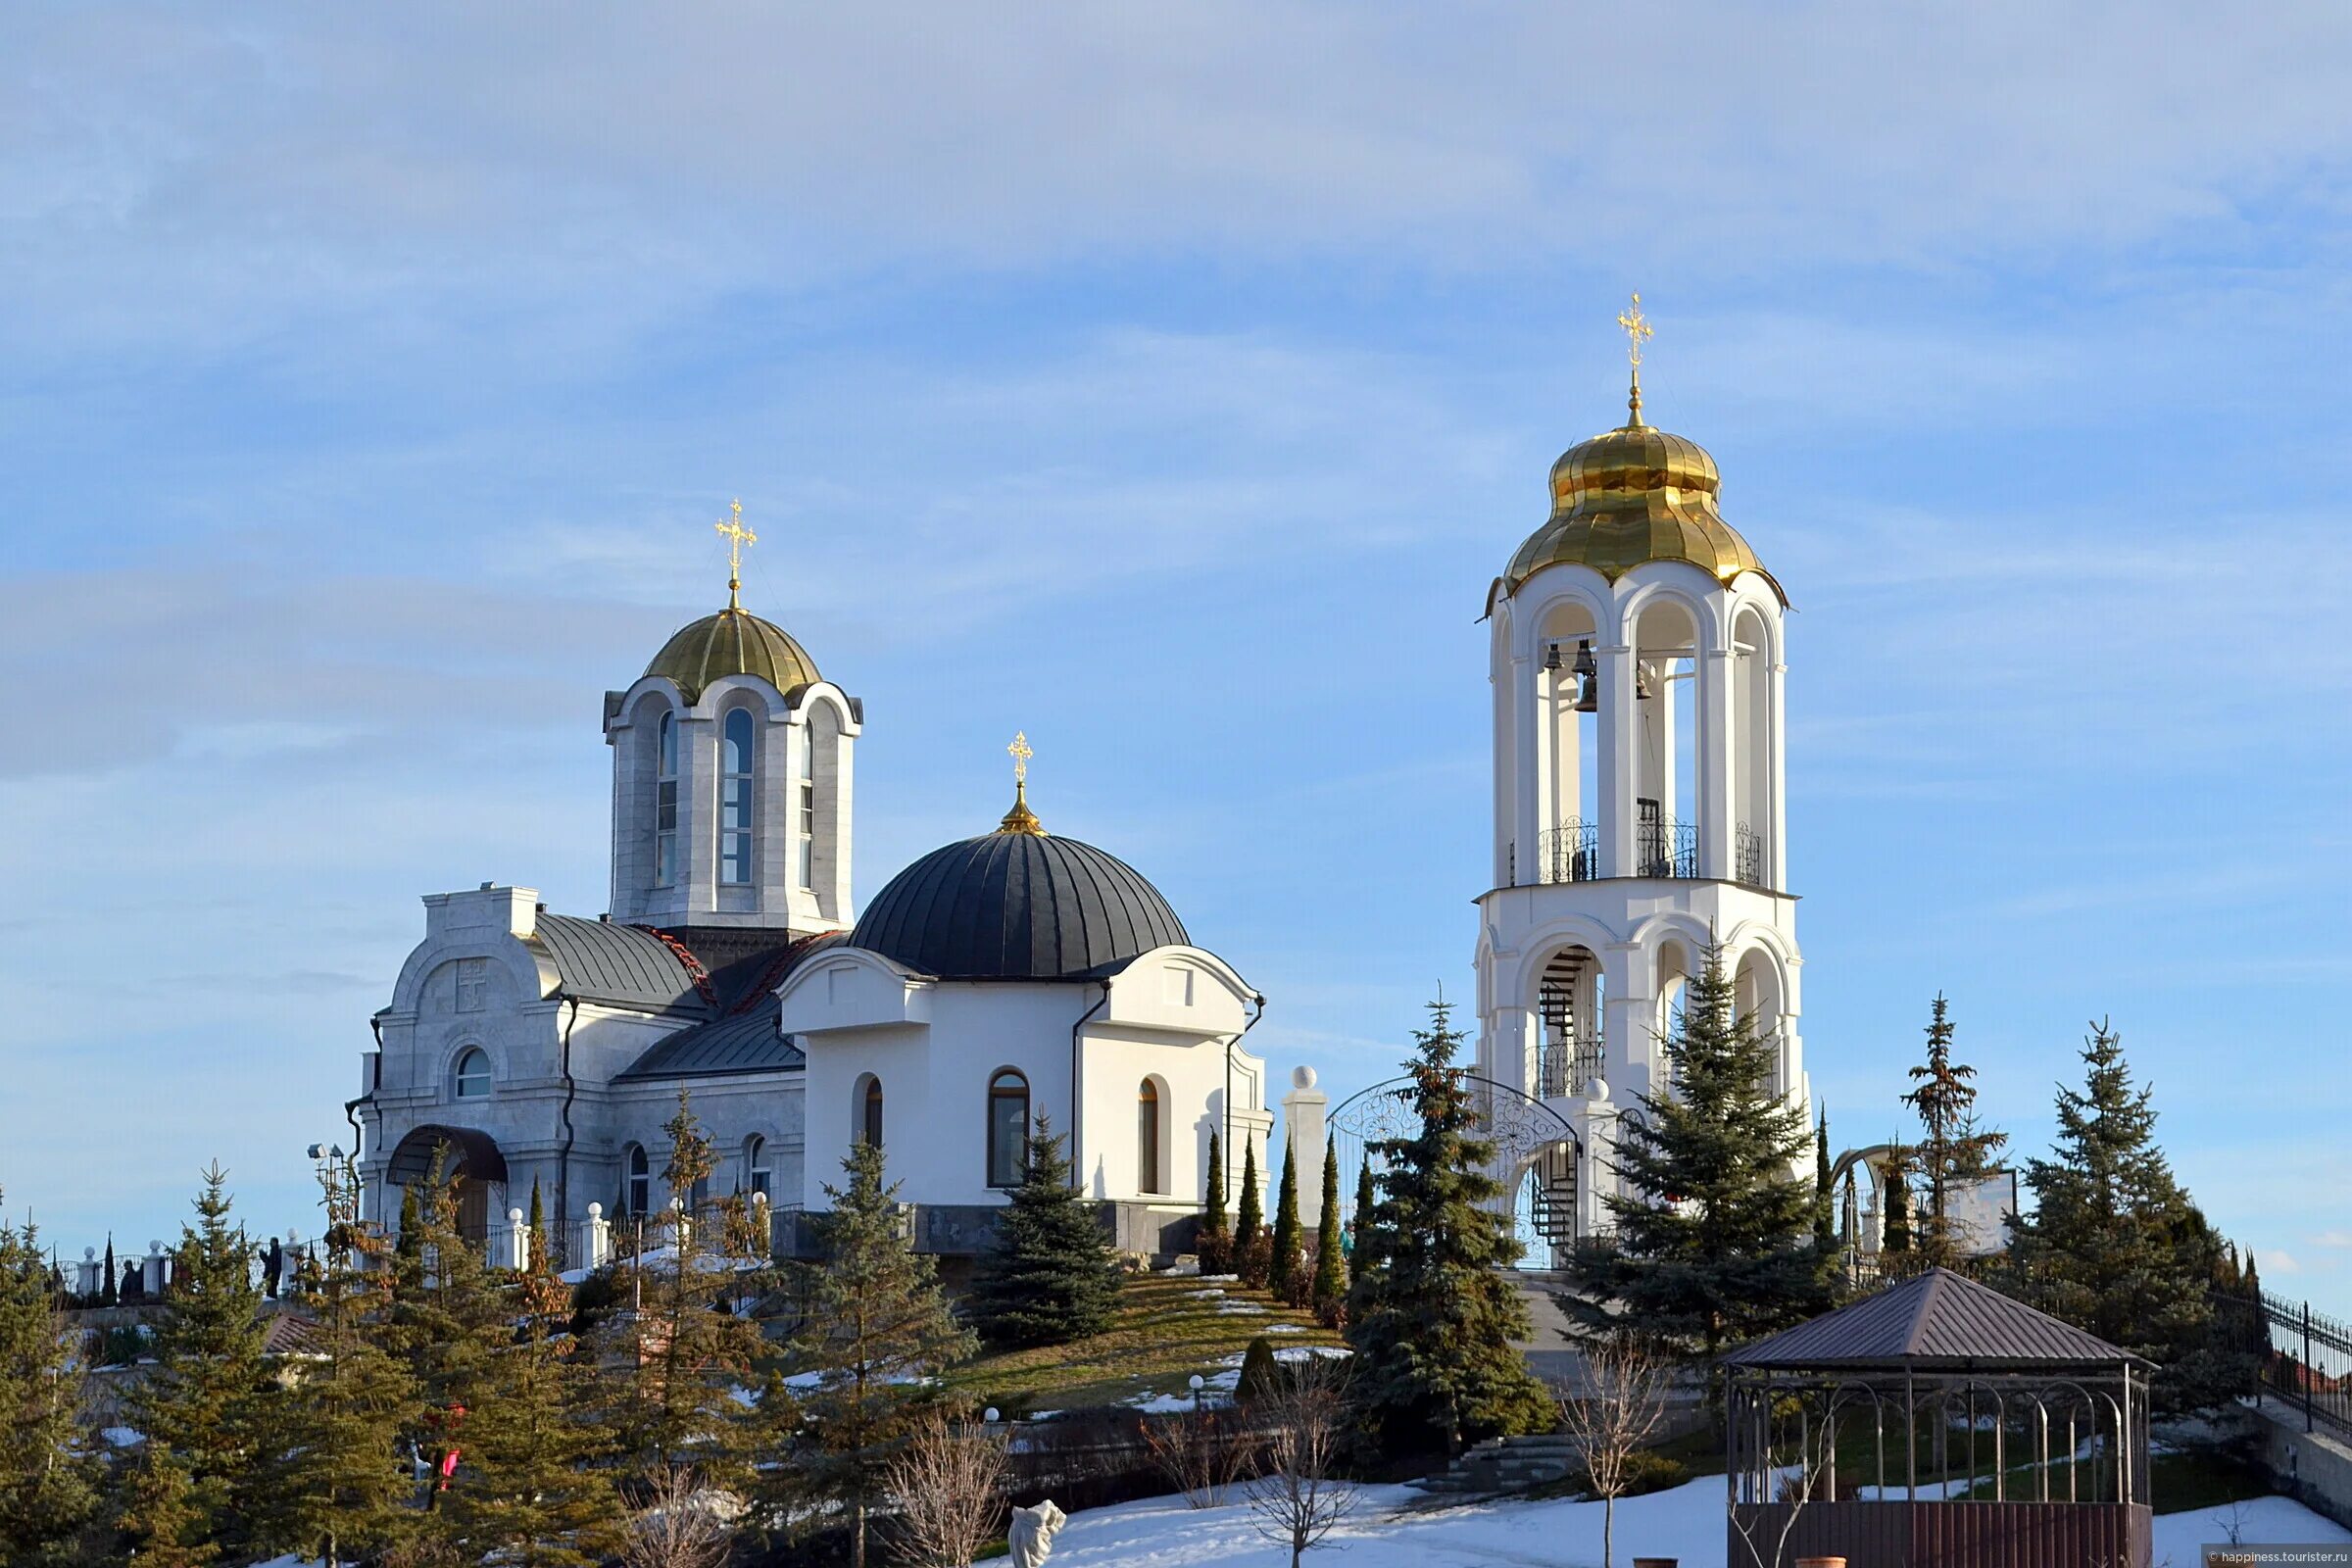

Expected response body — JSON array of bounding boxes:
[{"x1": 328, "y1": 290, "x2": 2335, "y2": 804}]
[
  {"x1": 858, "y1": 1076, "x2": 883, "y2": 1150},
  {"x1": 744, "y1": 1135, "x2": 771, "y2": 1200},
  {"x1": 624, "y1": 1145, "x2": 650, "y2": 1218},
  {"x1": 987, "y1": 1070, "x2": 1029, "y2": 1188},
  {"x1": 797, "y1": 721, "x2": 817, "y2": 889},
  {"x1": 453, "y1": 1048, "x2": 491, "y2": 1101},
  {"x1": 1138, "y1": 1079, "x2": 1163, "y2": 1194},
  {"x1": 720, "y1": 709, "x2": 755, "y2": 886},
  {"x1": 654, "y1": 711, "x2": 679, "y2": 886}
]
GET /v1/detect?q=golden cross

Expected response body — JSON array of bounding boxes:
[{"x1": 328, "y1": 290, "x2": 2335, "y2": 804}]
[
  {"x1": 1007, "y1": 730, "x2": 1033, "y2": 785},
  {"x1": 713, "y1": 499, "x2": 758, "y2": 610},
  {"x1": 1617, "y1": 292, "x2": 1654, "y2": 424}
]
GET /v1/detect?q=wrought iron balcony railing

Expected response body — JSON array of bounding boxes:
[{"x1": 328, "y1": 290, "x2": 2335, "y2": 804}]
[
  {"x1": 1638, "y1": 818, "x2": 1697, "y2": 880},
  {"x1": 1539, "y1": 819, "x2": 1599, "y2": 884},
  {"x1": 1537, "y1": 1030, "x2": 1605, "y2": 1098},
  {"x1": 1736, "y1": 823, "x2": 1766, "y2": 890}
]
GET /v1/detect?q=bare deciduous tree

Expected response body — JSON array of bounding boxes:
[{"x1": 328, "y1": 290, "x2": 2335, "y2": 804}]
[
  {"x1": 1142, "y1": 1405, "x2": 1259, "y2": 1508},
  {"x1": 1243, "y1": 1356, "x2": 1359, "y2": 1568},
  {"x1": 883, "y1": 1408, "x2": 1009, "y2": 1568},
  {"x1": 620, "y1": 1463, "x2": 737, "y2": 1568},
  {"x1": 1554, "y1": 1336, "x2": 1672, "y2": 1568},
  {"x1": 1728, "y1": 1410, "x2": 1835, "y2": 1568}
]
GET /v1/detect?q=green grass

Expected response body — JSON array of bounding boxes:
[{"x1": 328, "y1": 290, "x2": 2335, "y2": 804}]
[{"x1": 940, "y1": 1272, "x2": 1343, "y2": 1414}]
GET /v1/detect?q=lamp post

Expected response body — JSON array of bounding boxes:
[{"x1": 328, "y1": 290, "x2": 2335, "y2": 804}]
[{"x1": 1189, "y1": 1373, "x2": 1205, "y2": 1413}]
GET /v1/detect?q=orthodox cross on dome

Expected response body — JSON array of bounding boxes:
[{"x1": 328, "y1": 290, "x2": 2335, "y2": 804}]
[
  {"x1": 1000, "y1": 730, "x2": 1045, "y2": 836},
  {"x1": 1617, "y1": 292, "x2": 1654, "y2": 426},
  {"x1": 714, "y1": 499, "x2": 758, "y2": 611}
]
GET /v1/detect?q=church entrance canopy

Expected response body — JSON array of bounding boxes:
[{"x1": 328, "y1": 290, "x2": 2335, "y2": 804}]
[{"x1": 386, "y1": 1124, "x2": 509, "y2": 1242}]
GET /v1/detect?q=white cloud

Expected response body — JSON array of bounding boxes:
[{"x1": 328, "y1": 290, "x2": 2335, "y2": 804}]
[
  {"x1": 2315, "y1": 1231, "x2": 2352, "y2": 1250},
  {"x1": 2260, "y1": 1250, "x2": 2303, "y2": 1276}
]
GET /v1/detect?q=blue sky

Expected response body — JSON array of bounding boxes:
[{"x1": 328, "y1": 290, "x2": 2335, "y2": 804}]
[{"x1": 4, "y1": 3, "x2": 2350, "y2": 1283}]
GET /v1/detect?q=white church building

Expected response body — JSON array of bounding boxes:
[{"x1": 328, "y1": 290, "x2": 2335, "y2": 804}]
[{"x1": 353, "y1": 535, "x2": 1277, "y2": 1264}]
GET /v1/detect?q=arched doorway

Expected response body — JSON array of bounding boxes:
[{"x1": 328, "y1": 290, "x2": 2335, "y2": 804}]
[
  {"x1": 1330, "y1": 1073, "x2": 1581, "y2": 1270},
  {"x1": 386, "y1": 1124, "x2": 510, "y2": 1244}
]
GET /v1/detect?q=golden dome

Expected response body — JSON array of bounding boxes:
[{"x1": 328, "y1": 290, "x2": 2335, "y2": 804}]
[
  {"x1": 1503, "y1": 416, "x2": 1785, "y2": 604},
  {"x1": 644, "y1": 608, "x2": 821, "y2": 702}
]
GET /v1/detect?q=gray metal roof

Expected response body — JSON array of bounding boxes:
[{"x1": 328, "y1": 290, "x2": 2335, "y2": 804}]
[
  {"x1": 850, "y1": 831, "x2": 1189, "y2": 981},
  {"x1": 616, "y1": 996, "x2": 804, "y2": 1080},
  {"x1": 1723, "y1": 1267, "x2": 2147, "y2": 1371},
  {"x1": 528, "y1": 914, "x2": 708, "y2": 1011}
]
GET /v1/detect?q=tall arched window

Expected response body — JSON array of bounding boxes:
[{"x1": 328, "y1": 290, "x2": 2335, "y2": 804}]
[
  {"x1": 859, "y1": 1076, "x2": 884, "y2": 1150},
  {"x1": 453, "y1": 1047, "x2": 491, "y2": 1101},
  {"x1": 987, "y1": 1070, "x2": 1029, "y2": 1188},
  {"x1": 624, "y1": 1145, "x2": 651, "y2": 1218},
  {"x1": 1138, "y1": 1079, "x2": 1163, "y2": 1195},
  {"x1": 654, "y1": 711, "x2": 679, "y2": 886},
  {"x1": 797, "y1": 722, "x2": 817, "y2": 888},
  {"x1": 744, "y1": 1135, "x2": 771, "y2": 1199},
  {"x1": 720, "y1": 709, "x2": 755, "y2": 886}
]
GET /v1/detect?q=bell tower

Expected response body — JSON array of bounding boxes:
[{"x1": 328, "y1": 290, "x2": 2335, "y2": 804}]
[{"x1": 1474, "y1": 300, "x2": 1807, "y2": 1250}]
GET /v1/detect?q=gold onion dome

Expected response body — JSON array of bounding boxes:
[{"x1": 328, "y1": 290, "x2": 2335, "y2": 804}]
[{"x1": 644, "y1": 608, "x2": 821, "y2": 703}]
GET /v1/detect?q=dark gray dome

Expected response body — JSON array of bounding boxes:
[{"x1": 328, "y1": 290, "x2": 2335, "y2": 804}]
[{"x1": 851, "y1": 831, "x2": 1190, "y2": 981}]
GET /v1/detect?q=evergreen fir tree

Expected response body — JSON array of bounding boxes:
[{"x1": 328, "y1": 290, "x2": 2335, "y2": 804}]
[
  {"x1": 119, "y1": 1164, "x2": 273, "y2": 1563},
  {"x1": 2006, "y1": 1019, "x2": 2243, "y2": 1414},
  {"x1": 100, "y1": 1235, "x2": 117, "y2": 1307},
  {"x1": 1199, "y1": 1132, "x2": 1230, "y2": 1273},
  {"x1": 114, "y1": 1446, "x2": 214, "y2": 1568},
  {"x1": 444, "y1": 1240, "x2": 621, "y2": 1567},
  {"x1": 1346, "y1": 999, "x2": 1553, "y2": 1458},
  {"x1": 604, "y1": 1091, "x2": 770, "y2": 1488},
  {"x1": 782, "y1": 1140, "x2": 977, "y2": 1568},
  {"x1": 1348, "y1": 1160, "x2": 1377, "y2": 1286},
  {"x1": 1268, "y1": 1138, "x2": 1303, "y2": 1300},
  {"x1": 969, "y1": 1114, "x2": 1120, "y2": 1348},
  {"x1": 0, "y1": 1203, "x2": 96, "y2": 1566},
  {"x1": 1310, "y1": 1135, "x2": 1346, "y2": 1323},
  {"x1": 1234, "y1": 1144, "x2": 1266, "y2": 1287},
  {"x1": 265, "y1": 1156, "x2": 418, "y2": 1568},
  {"x1": 387, "y1": 1151, "x2": 510, "y2": 1515},
  {"x1": 527, "y1": 1179, "x2": 546, "y2": 1255},
  {"x1": 1882, "y1": 1162, "x2": 1914, "y2": 1253},
  {"x1": 1902, "y1": 995, "x2": 2007, "y2": 1265},
  {"x1": 1814, "y1": 1110, "x2": 1837, "y2": 1250},
  {"x1": 1558, "y1": 952, "x2": 1829, "y2": 1372}
]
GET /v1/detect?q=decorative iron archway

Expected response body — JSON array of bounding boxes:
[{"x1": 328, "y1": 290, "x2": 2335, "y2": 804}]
[{"x1": 1329, "y1": 1073, "x2": 1582, "y2": 1266}]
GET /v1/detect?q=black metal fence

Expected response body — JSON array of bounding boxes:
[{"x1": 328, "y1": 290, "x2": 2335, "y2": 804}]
[
  {"x1": 1536, "y1": 1030, "x2": 1604, "y2": 1098},
  {"x1": 2215, "y1": 1287, "x2": 2352, "y2": 1440},
  {"x1": 1638, "y1": 818, "x2": 1697, "y2": 879},
  {"x1": 1539, "y1": 819, "x2": 1599, "y2": 884}
]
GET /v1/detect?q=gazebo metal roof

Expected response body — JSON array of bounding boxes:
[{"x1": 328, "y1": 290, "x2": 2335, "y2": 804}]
[{"x1": 1723, "y1": 1266, "x2": 2152, "y2": 1373}]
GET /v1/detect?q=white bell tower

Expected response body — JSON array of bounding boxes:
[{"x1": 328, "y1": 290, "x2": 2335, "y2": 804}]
[{"x1": 1475, "y1": 300, "x2": 1808, "y2": 1255}]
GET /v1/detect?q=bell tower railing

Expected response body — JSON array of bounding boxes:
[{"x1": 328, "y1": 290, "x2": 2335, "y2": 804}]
[{"x1": 1539, "y1": 819, "x2": 1599, "y2": 884}]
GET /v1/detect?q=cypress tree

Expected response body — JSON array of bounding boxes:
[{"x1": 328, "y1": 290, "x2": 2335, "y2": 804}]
[
  {"x1": 1558, "y1": 952, "x2": 1830, "y2": 1371},
  {"x1": 1814, "y1": 1110, "x2": 1837, "y2": 1250},
  {"x1": 2006, "y1": 1019, "x2": 2242, "y2": 1414},
  {"x1": 971, "y1": 1113, "x2": 1119, "y2": 1347},
  {"x1": 266, "y1": 1157, "x2": 417, "y2": 1568},
  {"x1": 1346, "y1": 999, "x2": 1553, "y2": 1458},
  {"x1": 1268, "y1": 1138, "x2": 1303, "y2": 1300},
  {"x1": 1199, "y1": 1132, "x2": 1230, "y2": 1273},
  {"x1": 1234, "y1": 1144, "x2": 1266, "y2": 1287},
  {"x1": 119, "y1": 1166, "x2": 274, "y2": 1563},
  {"x1": 1883, "y1": 1163, "x2": 1913, "y2": 1253},
  {"x1": 1902, "y1": 995, "x2": 2007, "y2": 1265},
  {"x1": 0, "y1": 1202, "x2": 96, "y2": 1565},
  {"x1": 1311, "y1": 1134, "x2": 1347, "y2": 1323},
  {"x1": 1348, "y1": 1160, "x2": 1376, "y2": 1285},
  {"x1": 783, "y1": 1139, "x2": 976, "y2": 1568},
  {"x1": 101, "y1": 1235, "x2": 117, "y2": 1307}
]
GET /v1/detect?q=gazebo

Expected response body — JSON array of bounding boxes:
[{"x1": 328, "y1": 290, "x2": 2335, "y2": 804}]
[{"x1": 1722, "y1": 1267, "x2": 2154, "y2": 1568}]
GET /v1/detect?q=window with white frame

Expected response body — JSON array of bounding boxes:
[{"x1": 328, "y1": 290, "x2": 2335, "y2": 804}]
[
  {"x1": 745, "y1": 1135, "x2": 771, "y2": 1200},
  {"x1": 797, "y1": 726, "x2": 816, "y2": 888},
  {"x1": 654, "y1": 710, "x2": 679, "y2": 886},
  {"x1": 720, "y1": 709, "x2": 755, "y2": 886},
  {"x1": 624, "y1": 1145, "x2": 651, "y2": 1217},
  {"x1": 453, "y1": 1047, "x2": 491, "y2": 1100}
]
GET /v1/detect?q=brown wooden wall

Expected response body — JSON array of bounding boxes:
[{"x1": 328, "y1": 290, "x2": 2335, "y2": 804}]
[{"x1": 1729, "y1": 1500, "x2": 2152, "y2": 1568}]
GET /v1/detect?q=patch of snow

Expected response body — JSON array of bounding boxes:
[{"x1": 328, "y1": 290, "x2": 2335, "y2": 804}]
[
  {"x1": 1264, "y1": 1324, "x2": 1306, "y2": 1334},
  {"x1": 1216, "y1": 1301, "x2": 1268, "y2": 1315},
  {"x1": 100, "y1": 1427, "x2": 143, "y2": 1448}
]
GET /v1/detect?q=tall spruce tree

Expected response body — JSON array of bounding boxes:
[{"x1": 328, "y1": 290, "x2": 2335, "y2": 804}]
[
  {"x1": 1234, "y1": 1143, "x2": 1266, "y2": 1286},
  {"x1": 1268, "y1": 1138, "x2": 1303, "y2": 1300},
  {"x1": 783, "y1": 1140, "x2": 977, "y2": 1568},
  {"x1": 265, "y1": 1157, "x2": 417, "y2": 1568},
  {"x1": 2007, "y1": 1019, "x2": 2243, "y2": 1414},
  {"x1": 1348, "y1": 1160, "x2": 1377, "y2": 1285},
  {"x1": 605, "y1": 1091, "x2": 770, "y2": 1487},
  {"x1": 969, "y1": 1114, "x2": 1119, "y2": 1347},
  {"x1": 1559, "y1": 952, "x2": 1829, "y2": 1370},
  {"x1": 1346, "y1": 999, "x2": 1553, "y2": 1458},
  {"x1": 387, "y1": 1150, "x2": 511, "y2": 1526},
  {"x1": 100, "y1": 1236, "x2": 117, "y2": 1307},
  {"x1": 0, "y1": 1202, "x2": 95, "y2": 1566},
  {"x1": 444, "y1": 1242, "x2": 621, "y2": 1567},
  {"x1": 1902, "y1": 995, "x2": 2007, "y2": 1265},
  {"x1": 119, "y1": 1165, "x2": 273, "y2": 1563},
  {"x1": 1311, "y1": 1134, "x2": 1346, "y2": 1323},
  {"x1": 1882, "y1": 1162, "x2": 1914, "y2": 1254},
  {"x1": 1813, "y1": 1111, "x2": 1837, "y2": 1250}
]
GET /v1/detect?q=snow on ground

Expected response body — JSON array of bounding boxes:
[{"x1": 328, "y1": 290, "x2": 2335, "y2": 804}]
[{"x1": 1040, "y1": 1476, "x2": 2352, "y2": 1567}]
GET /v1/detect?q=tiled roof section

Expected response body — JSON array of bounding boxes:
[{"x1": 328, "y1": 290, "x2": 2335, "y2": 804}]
[
  {"x1": 528, "y1": 914, "x2": 707, "y2": 1012},
  {"x1": 1724, "y1": 1267, "x2": 2146, "y2": 1371},
  {"x1": 850, "y1": 832, "x2": 1189, "y2": 981},
  {"x1": 616, "y1": 995, "x2": 805, "y2": 1080}
]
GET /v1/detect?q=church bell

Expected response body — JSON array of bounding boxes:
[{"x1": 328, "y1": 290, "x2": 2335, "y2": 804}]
[{"x1": 1572, "y1": 640, "x2": 1599, "y2": 712}]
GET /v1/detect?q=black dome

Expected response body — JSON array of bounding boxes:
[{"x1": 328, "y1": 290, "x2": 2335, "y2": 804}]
[{"x1": 851, "y1": 832, "x2": 1190, "y2": 980}]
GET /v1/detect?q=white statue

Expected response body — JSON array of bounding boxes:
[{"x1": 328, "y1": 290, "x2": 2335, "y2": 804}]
[{"x1": 1006, "y1": 1498, "x2": 1066, "y2": 1568}]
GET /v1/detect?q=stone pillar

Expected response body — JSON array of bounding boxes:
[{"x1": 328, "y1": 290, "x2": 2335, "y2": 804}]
[
  {"x1": 1580, "y1": 1089, "x2": 1621, "y2": 1242},
  {"x1": 142, "y1": 1241, "x2": 167, "y2": 1297},
  {"x1": 76, "y1": 1248, "x2": 99, "y2": 1298},
  {"x1": 1595, "y1": 645, "x2": 1638, "y2": 876},
  {"x1": 280, "y1": 1232, "x2": 303, "y2": 1297},
  {"x1": 496, "y1": 1208, "x2": 528, "y2": 1271},
  {"x1": 580, "y1": 1202, "x2": 611, "y2": 1271},
  {"x1": 1281, "y1": 1067, "x2": 1330, "y2": 1230}
]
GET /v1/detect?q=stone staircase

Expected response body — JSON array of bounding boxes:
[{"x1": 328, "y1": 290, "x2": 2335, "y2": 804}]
[{"x1": 1415, "y1": 1433, "x2": 1582, "y2": 1495}]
